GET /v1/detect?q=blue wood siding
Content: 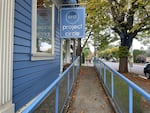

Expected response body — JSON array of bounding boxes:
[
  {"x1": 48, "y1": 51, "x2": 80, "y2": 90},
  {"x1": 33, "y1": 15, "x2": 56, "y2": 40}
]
[{"x1": 13, "y1": 0, "x2": 61, "y2": 111}]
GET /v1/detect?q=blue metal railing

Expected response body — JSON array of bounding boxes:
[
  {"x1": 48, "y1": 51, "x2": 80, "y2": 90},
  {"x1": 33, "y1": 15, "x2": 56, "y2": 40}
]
[
  {"x1": 94, "y1": 58, "x2": 150, "y2": 113},
  {"x1": 22, "y1": 57, "x2": 80, "y2": 113}
]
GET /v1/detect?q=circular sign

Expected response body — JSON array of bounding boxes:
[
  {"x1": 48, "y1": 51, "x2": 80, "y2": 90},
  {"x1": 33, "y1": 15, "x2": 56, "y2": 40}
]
[{"x1": 66, "y1": 10, "x2": 79, "y2": 24}]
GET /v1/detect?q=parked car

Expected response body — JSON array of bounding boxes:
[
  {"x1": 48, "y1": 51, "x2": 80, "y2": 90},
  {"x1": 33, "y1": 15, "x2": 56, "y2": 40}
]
[{"x1": 144, "y1": 63, "x2": 150, "y2": 79}]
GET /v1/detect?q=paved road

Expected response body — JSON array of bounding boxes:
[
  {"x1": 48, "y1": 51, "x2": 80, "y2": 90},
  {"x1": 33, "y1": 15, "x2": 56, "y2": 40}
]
[
  {"x1": 105, "y1": 62, "x2": 145, "y2": 76},
  {"x1": 83, "y1": 61, "x2": 145, "y2": 76}
]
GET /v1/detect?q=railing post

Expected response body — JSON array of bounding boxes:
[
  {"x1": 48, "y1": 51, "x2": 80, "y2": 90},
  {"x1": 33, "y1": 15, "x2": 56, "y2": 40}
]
[
  {"x1": 68, "y1": 71, "x2": 70, "y2": 95},
  {"x1": 111, "y1": 71, "x2": 114, "y2": 98},
  {"x1": 104, "y1": 65, "x2": 106, "y2": 84},
  {"x1": 101, "y1": 62, "x2": 103, "y2": 76},
  {"x1": 73, "y1": 65, "x2": 75, "y2": 82},
  {"x1": 100, "y1": 62, "x2": 102, "y2": 76},
  {"x1": 55, "y1": 84, "x2": 59, "y2": 113},
  {"x1": 76, "y1": 64, "x2": 78, "y2": 78},
  {"x1": 129, "y1": 86, "x2": 133, "y2": 113}
]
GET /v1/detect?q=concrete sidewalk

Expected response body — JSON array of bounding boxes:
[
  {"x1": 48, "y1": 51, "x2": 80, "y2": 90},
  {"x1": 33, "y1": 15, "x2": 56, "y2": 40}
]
[{"x1": 66, "y1": 66, "x2": 114, "y2": 113}]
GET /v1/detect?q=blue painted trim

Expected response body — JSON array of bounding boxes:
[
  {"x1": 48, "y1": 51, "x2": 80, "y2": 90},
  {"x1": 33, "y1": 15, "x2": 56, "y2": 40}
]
[
  {"x1": 128, "y1": 86, "x2": 133, "y2": 113},
  {"x1": 111, "y1": 71, "x2": 114, "y2": 98},
  {"x1": 55, "y1": 84, "x2": 59, "y2": 113},
  {"x1": 100, "y1": 62, "x2": 102, "y2": 76},
  {"x1": 73, "y1": 65, "x2": 75, "y2": 83},
  {"x1": 104, "y1": 65, "x2": 106, "y2": 84},
  {"x1": 68, "y1": 71, "x2": 70, "y2": 95}
]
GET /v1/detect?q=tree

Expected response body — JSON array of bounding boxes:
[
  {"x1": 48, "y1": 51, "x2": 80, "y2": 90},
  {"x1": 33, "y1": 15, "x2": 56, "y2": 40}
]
[
  {"x1": 76, "y1": 0, "x2": 112, "y2": 57},
  {"x1": 76, "y1": 0, "x2": 117, "y2": 57},
  {"x1": 79, "y1": 0, "x2": 150, "y2": 73},
  {"x1": 98, "y1": 47, "x2": 119, "y2": 60},
  {"x1": 106, "y1": 0, "x2": 150, "y2": 72},
  {"x1": 83, "y1": 47, "x2": 91, "y2": 58},
  {"x1": 133, "y1": 49, "x2": 146, "y2": 62}
]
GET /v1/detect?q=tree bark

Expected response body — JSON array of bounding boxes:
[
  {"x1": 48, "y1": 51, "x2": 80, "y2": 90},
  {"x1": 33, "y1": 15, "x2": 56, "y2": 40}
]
[
  {"x1": 119, "y1": 57, "x2": 128, "y2": 73},
  {"x1": 76, "y1": 39, "x2": 82, "y2": 64},
  {"x1": 76, "y1": 39, "x2": 82, "y2": 56},
  {"x1": 118, "y1": 33, "x2": 133, "y2": 73}
]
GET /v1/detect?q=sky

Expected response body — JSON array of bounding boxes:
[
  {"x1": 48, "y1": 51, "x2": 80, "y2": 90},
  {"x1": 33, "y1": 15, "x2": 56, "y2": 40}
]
[{"x1": 131, "y1": 39, "x2": 147, "y2": 50}]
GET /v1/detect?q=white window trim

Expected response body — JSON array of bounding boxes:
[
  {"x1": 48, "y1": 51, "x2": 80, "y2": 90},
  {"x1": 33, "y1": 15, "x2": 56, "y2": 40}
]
[{"x1": 32, "y1": 0, "x2": 55, "y2": 61}]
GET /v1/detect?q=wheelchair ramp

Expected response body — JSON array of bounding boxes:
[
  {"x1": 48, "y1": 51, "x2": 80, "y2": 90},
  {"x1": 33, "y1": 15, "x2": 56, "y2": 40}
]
[{"x1": 66, "y1": 66, "x2": 114, "y2": 113}]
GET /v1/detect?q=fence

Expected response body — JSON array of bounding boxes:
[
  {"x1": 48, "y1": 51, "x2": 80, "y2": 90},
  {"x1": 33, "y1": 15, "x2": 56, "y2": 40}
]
[
  {"x1": 22, "y1": 57, "x2": 80, "y2": 113},
  {"x1": 94, "y1": 58, "x2": 150, "y2": 113}
]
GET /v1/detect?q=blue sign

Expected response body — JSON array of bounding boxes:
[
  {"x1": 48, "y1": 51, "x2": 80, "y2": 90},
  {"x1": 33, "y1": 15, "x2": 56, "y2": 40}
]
[{"x1": 60, "y1": 7, "x2": 85, "y2": 38}]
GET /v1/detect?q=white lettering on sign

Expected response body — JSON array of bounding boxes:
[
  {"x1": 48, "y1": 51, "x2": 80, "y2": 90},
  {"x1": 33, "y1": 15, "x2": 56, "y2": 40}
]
[
  {"x1": 62, "y1": 24, "x2": 82, "y2": 31},
  {"x1": 65, "y1": 31, "x2": 80, "y2": 37},
  {"x1": 66, "y1": 11, "x2": 79, "y2": 24},
  {"x1": 67, "y1": 15, "x2": 78, "y2": 20},
  {"x1": 60, "y1": 7, "x2": 85, "y2": 38}
]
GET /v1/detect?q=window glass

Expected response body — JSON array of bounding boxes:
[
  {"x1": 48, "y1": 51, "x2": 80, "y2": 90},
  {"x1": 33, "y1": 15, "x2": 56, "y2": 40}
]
[
  {"x1": 32, "y1": 0, "x2": 54, "y2": 60},
  {"x1": 37, "y1": 0, "x2": 52, "y2": 53}
]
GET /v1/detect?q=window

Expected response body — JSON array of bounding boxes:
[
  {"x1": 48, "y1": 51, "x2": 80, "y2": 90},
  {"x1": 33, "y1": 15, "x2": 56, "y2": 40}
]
[{"x1": 32, "y1": 0, "x2": 55, "y2": 60}]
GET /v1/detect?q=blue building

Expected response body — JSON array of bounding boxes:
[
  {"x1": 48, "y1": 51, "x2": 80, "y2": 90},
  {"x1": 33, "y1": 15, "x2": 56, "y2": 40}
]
[{"x1": 0, "y1": 0, "x2": 79, "y2": 112}]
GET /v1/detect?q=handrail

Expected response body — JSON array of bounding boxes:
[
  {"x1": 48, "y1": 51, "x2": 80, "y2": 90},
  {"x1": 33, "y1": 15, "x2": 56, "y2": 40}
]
[
  {"x1": 22, "y1": 57, "x2": 80, "y2": 113},
  {"x1": 101, "y1": 60, "x2": 150, "y2": 101},
  {"x1": 94, "y1": 58, "x2": 150, "y2": 113}
]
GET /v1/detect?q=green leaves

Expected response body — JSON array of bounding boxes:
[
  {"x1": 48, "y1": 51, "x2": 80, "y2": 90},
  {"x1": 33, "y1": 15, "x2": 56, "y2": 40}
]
[{"x1": 118, "y1": 46, "x2": 130, "y2": 57}]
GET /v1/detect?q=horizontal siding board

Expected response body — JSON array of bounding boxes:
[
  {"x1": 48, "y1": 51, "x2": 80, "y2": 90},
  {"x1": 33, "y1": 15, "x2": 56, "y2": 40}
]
[
  {"x1": 14, "y1": 62, "x2": 57, "y2": 79},
  {"x1": 15, "y1": 26, "x2": 31, "y2": 34},
  {"x1": 14, "y1": 73, "x2": 58, "y2": 98},
  {"x1": 13, "y1": 70, "x2": 58, "y2": 110},
  {"x1": 13, "y1": 2, "x2": 61, "y2": 111},
  {"x1": 14, "y1": 45, "x2": 30, "y2": 53},
  {"x1": 16, "y1": 0, "x2": 31, "y2": 13},
  {"x1": 13, "y1": 74, "x2": 57, "y2": 110},
  {"x1": 15, "y1": 2, "x2": 31, "y2": 18},
  {"x1": 14, "y1": 63, "x2": 59, "y2": 79},
  {"x1": 14, "y1": 61, "x2": 52, "y2": 70},
  {"x1": 14, "y1": 37, "x2": 30, "y2": 47},
  {"x1": 13, "y1": 59, "x2": 58, "y2": 70},
  {"x1": 14, "y1": 19, "x2": 31, "y2": 33},
  {"x1": 15, "y1": 17, "x2": 31, "y2": 28},
  {"x1": 14, "y1": 10, "x2": 30, "y2": 25},
  {"x1": 14, "y1": 28, "x2": 31, "y2": 40},
  {"x1": 24, "y1": 0, "x2": 32, "y2": 7},
  {"x1": 14, "y1": 53, "x2": 30, "y2": 61},
  {"x1": 13, "y1": 68, "x2": 59, "y2": 95}
]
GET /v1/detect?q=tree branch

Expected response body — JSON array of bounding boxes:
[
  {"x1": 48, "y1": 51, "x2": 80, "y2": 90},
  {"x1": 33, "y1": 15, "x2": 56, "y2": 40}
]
[
  {"x1": 140, "y1": 27, "x2": 150, "y2": 32},
  {"x1": 135, "y1": 15, "x2": 150, "y2": 32},
  {"x1": 82, "y1": 31, "x2": 92, "y2": 49},
  {"x1": 112, "y1": 26, "x2": 121, "y2": 34}
]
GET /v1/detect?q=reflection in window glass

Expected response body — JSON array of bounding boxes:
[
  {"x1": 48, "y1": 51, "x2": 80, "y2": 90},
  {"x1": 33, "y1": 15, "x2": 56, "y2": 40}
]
[{"x1": 37, "y1": 0, "x2": 52, "y2": 53}]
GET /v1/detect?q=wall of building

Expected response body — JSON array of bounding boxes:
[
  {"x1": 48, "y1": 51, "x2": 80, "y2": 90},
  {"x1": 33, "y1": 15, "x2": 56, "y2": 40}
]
[{"x1": 13, "y1": 0, "x2": 61, "y2": 111}]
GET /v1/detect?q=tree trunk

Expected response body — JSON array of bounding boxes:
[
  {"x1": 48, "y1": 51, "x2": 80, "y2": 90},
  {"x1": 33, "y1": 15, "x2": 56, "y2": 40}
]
[
  {"x1": 76, "y1": 39, "x2": 82, "y2": 56},
  {"x1": 76, "y1": 39, "x2": 82, "y2": 64},
  {"x1": 117, "y1": 32, "x2": 133, "y2": 73},
  {"x1": 119, "y1": 57, "x2": 128, "y2": 73}
]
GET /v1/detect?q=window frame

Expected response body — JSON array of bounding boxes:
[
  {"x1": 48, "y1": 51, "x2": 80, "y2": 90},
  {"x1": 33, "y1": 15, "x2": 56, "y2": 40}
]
[{"x1": 32, "y1": 0, "x2": 55, "y2": 61}]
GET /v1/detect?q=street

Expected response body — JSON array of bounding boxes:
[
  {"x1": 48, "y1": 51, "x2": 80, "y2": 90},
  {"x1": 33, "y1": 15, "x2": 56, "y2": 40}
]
[{"x1": 105, "y1": 61, "x2": 145, "y2": 76}]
